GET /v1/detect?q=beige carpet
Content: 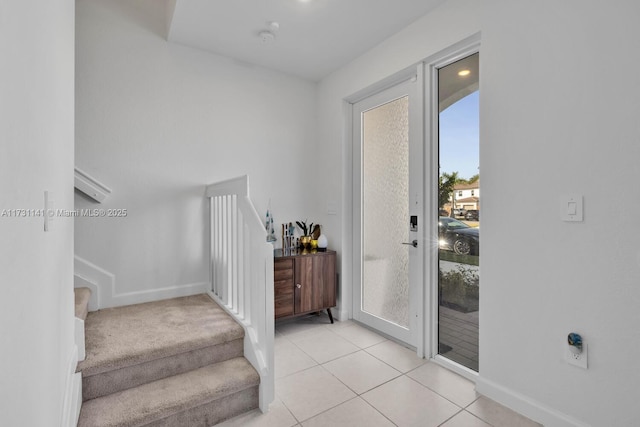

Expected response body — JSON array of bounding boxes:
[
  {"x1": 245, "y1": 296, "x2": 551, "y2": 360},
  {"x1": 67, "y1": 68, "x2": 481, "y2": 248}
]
[
  {"x1": 78, "y1": 357, "x2": 259, "y2": 427},
  {"x1": 74, "y1": 287, "x2": 91, "y2": 320},
  {"x1": 76, "y1": 294, "x2": 259, "y2": 426},
  {"x1": 78, "y1": 294, "x2": 244, "y2": 376}
]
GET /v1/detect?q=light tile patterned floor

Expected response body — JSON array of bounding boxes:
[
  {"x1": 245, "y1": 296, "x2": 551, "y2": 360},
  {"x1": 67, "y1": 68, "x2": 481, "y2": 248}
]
[{"x1": 216, "y1": 314, "x2": 541, "y2": 427}]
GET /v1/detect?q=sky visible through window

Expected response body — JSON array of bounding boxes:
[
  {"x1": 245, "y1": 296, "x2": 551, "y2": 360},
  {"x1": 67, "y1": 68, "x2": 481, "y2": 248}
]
[{"x1": 439, "y1": 91, "x2": 479, "y2": 181}]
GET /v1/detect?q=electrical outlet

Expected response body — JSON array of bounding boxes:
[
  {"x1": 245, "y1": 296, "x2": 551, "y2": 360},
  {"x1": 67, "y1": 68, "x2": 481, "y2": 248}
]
[{"x1": 565, "y1": 342, "x2": 588, "y2": 369}]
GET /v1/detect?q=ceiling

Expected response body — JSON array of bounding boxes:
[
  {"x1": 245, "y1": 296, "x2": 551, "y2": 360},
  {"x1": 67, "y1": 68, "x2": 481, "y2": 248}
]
[
  {"x1": 438, "y1": 53, "x2": 479, "y2": 112},
  {"x1": 167, "y1": 0, "x2": 447, "y2": 82}
]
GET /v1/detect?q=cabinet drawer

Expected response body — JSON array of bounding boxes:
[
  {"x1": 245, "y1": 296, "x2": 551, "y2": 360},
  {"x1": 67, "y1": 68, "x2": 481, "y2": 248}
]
[
  {"x1": 274, "y1": 259, "x2": 293, "y2": 281},
  {"x1": 274, "y1": 272, "x2": 293, "y2": 319},
  {"x1": 274, "y1": 269, "x2": 293, "y2": 281},
  {"x1": 275, "y1": 279, "x2": 294, "y2": 295},
  {"x1": 275, "y1": 292, "x2": 294, "y2": 318},
  {"x1": 274, "y1": 259, "x2": 293, "y2": 270}
]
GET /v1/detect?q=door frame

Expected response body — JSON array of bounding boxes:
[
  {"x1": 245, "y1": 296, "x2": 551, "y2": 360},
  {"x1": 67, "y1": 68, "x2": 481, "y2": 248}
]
[
  {"x1": 341, "y1": 34, "x2": 481, "y2": 366},
  {"x1": 350, "y1": 76, "x2": 424, "y2": 351},
  {"x1": 426, "y1": 40, "x2": 481, "y2": 381}
]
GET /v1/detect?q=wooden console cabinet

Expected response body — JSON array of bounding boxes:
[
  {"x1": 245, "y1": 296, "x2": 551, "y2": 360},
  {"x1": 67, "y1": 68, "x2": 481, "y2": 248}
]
[{"x1": 273, "y1": 249, "x2": 336, "y2": 323}]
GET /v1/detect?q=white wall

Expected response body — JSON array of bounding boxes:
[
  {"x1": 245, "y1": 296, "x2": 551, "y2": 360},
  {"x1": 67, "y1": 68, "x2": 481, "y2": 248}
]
[
  {"x1": 317, "y1": 0, "x2": 640, "y2": 425},
  {"x1": 72, "y1": 0, "x2": 640, "y2": 423},
  {"x1": 478, "y1": 1, "x2": 640, "y2": 425},
  {"x1": 0, "y1": 0, "x2": 75, "y2": 426},
  {"x1": 75, "y1": 0, "x2": 317, "y2": 304}
]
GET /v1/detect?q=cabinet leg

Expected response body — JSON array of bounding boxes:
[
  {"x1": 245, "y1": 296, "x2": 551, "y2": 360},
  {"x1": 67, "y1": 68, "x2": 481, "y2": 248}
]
[{"x1": 327, "y1": 308, "x2": 334, "y2": 324}]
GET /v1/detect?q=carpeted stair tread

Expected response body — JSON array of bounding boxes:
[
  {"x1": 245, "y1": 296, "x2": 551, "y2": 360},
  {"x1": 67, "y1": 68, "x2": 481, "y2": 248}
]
[
  {"x1": 77, "y1": 294, "x2": 244, "y2": 377},
  {"x1": 77, "y1": 357, "x2": 259, "y2": 427},
  {"x1": 75, "y1": 287, "x2": 92, "y2": 321},
  {"x1": 81, "y1": 339, "x2": 244, "y2": 401}
]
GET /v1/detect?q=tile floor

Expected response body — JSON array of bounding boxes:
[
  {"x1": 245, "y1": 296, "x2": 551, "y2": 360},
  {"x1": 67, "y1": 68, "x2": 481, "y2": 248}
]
[{"x1": 217, "y1": 314, "x2": 541, "y2": 427}]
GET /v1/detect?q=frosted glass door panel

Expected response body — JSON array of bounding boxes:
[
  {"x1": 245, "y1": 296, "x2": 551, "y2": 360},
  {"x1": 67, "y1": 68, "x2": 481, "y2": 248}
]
[{"x1": 362, "y1": 96, "x2": 409, "y2": 328}]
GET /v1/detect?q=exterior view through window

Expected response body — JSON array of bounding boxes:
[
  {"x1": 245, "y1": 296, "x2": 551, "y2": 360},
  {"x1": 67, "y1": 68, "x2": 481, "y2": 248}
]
[{"x1": 438, "y1": 52, "x2": 479, "y2": 371}]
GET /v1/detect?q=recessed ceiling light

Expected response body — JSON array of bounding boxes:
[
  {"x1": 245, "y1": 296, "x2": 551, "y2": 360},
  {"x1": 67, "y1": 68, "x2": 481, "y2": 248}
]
[{"x1": 458, "y1": 69, "x2": 471, "y2": 77}]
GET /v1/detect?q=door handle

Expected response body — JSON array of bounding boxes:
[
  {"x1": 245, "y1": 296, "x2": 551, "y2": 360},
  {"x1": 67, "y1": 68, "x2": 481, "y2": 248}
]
[{"x1": 402, "y1": 240, "x2": 418, "y2": 248}]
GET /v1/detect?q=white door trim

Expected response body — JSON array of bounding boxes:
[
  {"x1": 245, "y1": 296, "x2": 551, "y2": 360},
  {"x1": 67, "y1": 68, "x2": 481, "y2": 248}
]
[
  {"x1": 425, "y1": 36, "x2": 481, "y2": 380},
  {"x1": 350, "y1": 76, "x2": 423, "y2": 349},
  {"x1": 340, "y1": 67, "x2": 417, "y2": 325}
]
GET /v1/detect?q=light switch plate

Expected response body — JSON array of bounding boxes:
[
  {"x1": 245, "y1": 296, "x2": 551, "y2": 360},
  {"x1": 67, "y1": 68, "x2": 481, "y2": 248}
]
[{"x1": 560, "y1": 194, "x2": 583, "y2": 222}]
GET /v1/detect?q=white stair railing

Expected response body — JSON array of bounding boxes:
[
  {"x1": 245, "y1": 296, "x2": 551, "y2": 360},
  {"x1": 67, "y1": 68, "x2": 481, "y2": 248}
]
[{"x1": 205, "y1": 176, "x2": 274, "y2": 413}]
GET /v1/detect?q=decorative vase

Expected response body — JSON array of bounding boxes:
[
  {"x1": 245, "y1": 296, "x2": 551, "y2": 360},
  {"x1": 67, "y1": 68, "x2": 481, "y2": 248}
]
[
  {"x1": 317, "y1": 234, "x2": 328, "y2": 251},
  {"x1": 300, "y1": 236, "x2": 312, "y2": 249}
]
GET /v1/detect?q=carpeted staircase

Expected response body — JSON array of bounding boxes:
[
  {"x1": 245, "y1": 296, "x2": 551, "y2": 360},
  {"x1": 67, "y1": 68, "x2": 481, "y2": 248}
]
[{"x1": 74, "y1": 293, "x2": 259, "y2": 427}]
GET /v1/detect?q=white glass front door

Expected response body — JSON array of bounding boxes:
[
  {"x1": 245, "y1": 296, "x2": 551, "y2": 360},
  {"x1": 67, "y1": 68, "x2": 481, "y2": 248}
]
[{"x1": 352, "y1": 79, "x2": 423, "y2": 348}]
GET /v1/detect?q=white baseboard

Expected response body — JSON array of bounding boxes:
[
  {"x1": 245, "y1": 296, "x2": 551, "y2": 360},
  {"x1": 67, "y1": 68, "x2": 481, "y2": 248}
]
[
  {"x1": 74, "y1": 255, "x2": 208, "y2": 309},
  {"x1": 109, "y1": 281, "x2": 209, "y2": 307},
  {"x1": 475, "y1": 376, "x2": 590, "y2": 427},
  {"x1": 74, "y1": 256, "x2": 110, "y2": 310},
  {"x1": 335, "y1": 309, "x2": 349, "y2": 322},
  {"x1": 74, "y1": 276, "x2": 100, "y2": 312},
  {"x1": 61, "y1": 346, "x2": 82, "y2": 427}
]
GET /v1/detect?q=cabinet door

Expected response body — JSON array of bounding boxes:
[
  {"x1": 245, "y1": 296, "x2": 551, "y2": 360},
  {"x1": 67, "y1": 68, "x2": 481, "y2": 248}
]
[
  {"x1": 274, "y1": 259, "x2": 294, "y2": 318},
  {"x1": 294, "y1": 254, "x2": 336, "y2": 314},
  {"x1": 295, "y1": 257, "x2": 322, "y2": 313}
]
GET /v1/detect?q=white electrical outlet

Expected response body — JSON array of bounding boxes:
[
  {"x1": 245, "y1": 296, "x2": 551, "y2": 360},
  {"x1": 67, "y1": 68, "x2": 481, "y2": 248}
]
[{"x1": 565, "y1": 342, "x2": 588, "y2": 369}]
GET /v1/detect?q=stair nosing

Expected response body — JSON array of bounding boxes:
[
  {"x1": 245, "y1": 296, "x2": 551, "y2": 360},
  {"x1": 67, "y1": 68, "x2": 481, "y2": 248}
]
[{"x1": 78, "y1": 334, "x2": 244, "y2": 376}]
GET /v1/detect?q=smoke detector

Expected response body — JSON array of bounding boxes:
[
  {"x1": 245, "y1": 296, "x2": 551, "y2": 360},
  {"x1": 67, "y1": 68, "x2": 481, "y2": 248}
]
[
  {"x1": 259, "y1": 30, "x2": 276, "y2": 44},
  {"x1": 258, "y1": 21, "x2": 279, "y2": 44},
  {"x1": 267, "y1": 21, "x2": 280, "y2": 32}
]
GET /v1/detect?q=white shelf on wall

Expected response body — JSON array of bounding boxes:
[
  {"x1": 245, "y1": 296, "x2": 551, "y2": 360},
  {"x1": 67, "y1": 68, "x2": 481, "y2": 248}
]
[{"x1": 74, "y1": 167, "x2": 112, "y2": 203}]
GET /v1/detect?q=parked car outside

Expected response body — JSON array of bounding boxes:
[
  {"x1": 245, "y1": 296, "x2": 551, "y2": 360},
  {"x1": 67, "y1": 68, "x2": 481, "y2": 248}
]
[
  {"x1": 453, "y1": 208, "x2": 467, "y2": 217},
  {"x1": 439, "y1": 216, "x2": 479, "y2": 256},
  {"x1": 465, "y1": 210, "x2": 479, "y2": 221}
]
